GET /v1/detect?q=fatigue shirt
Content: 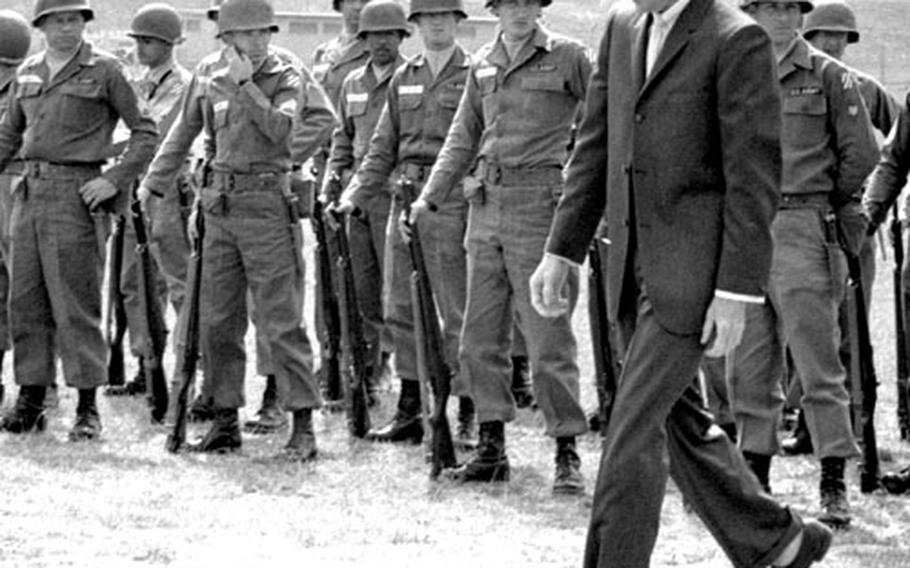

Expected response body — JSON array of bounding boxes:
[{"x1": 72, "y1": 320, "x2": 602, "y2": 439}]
[
  {"x1": 855, "y1": 69, "x2": 901, "y2": 137},
  {"x1": 313, "y1": 34, "x2": 371, "y2": 109},
  {"x1": 327, "y1": 56, "x2": 405, "y2": 182},
  {"x1": 0, "y1": 42, "x2": 158, "y2": 191},
  {"x1": 346, "y1": 46, "x2": 472, "y2": 208},
  {"x1": 0, "y1": 66, "x2": 23, "y2": 176},
  {"x1": 778, "y1": 37, "x2": 878, "y2": 204},
  {"x1": 143, "y1": 47, "x2": 336, "y2": 195},
  {"x1": 863, "y1": 92, "x2": 910, "y2": 222},
  {"x1": 421, "y1": 25, "x2": 591, "y2": 207}
]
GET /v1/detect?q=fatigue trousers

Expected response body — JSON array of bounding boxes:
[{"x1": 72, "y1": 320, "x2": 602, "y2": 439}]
[
  {"x1": 347, "y1": 192, "x2": 392, "y2": 378},
  {"x1": 0, "y1": 172, "x2": 16, "y2": 353},
  {"x1": 10, "y1": 167, "x2": 107, "y2": 388},
  {"x1": 199, "y1": 181, "x2": 320, "y2": 411},
  {"x1": 384, "y1": 190, "x2": 467, "y2": 392},
  {"x1": 584, "y1": 254, "x2": 801, "y2": 568},
  {"x1": 701, "y1": 301, "x2": 786, "y2": 456},
  {"x1": 768, "y1": 208, "x2": 860, "y2": 459},
  {"x1": 460, "y1": 178, "x2": 586, "y2": 437}
]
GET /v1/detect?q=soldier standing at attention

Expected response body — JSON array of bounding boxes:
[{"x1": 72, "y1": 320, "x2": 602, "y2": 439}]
[
  {"x1": 324, "y1": 0, "x2": 408, "y2": 409},
  {"x1": 314, "y1": 0, "x2": 372, "y2": 107},
  {"x1": 138, "y1": 0, "x2": 336, "y2": 459},
  {"x1": 0, "y1": 9, "x2": 31, "y2": 407},
  {"x1": 333, "y1": 0, "x2": 476, "y2": 444},
  {"x1": 0, "y1": 0, "x2": 159, "y2": 440},
  {"x1": 413, "y1": 0, "x2": 591, "y2": 493},
  {"x1": 106, "y1": 3, "x2": 193, "y2": 399}
]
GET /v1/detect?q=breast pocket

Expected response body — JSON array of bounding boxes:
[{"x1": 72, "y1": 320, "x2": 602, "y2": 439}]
[
  {"x1": 15, "y1": 82, "x2": 43, "y2": 120},
  {"x1": 59, "y1": 81, "x2": 105, "y2": 131},
  {"x1": 783, "y1": 93, "x2": 828, "y2": 116},
  {"x1": 520, "y1": 73, "x2": 566, "y2": 93},
  {"x1": 346, "y1": 99, "x2": 368, "y2": 118}
]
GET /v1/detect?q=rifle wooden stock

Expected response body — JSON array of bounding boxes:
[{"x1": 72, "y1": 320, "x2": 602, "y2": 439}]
[
  {"x1": 839, "y1": 225, "x2": 881, "y2": 493},
  {"x1": 588, "y1": 237, "x2": 618, "y2": 432},
  {"x1": 401, "y1": 178, "x2": 457, "y2": 478},
  {"x1": 329, "y1": 173, "x2": 371, "y2": 438},
  {"x1": 312, "y1": 198, "x2": 344, "y2": 404},
  {"x1": 890, "y1": 206, "x2": 910, "y2": 440},
  {"x1": 102, "y1": 215, "x2": 127, "y2": 387},
  {"x1": 166, "y1": 201, "x2": 205, "y2": 453},
  {"x1": 130, "y1": 197, "x2": 169, "y2": 423}
]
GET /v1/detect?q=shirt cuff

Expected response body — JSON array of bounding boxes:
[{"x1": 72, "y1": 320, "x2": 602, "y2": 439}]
[
  {"x1": 545, "y1": 252, "x2": 582, "y2": 269},
  {"x1": 715, "y1": 289, "x2": 765, "y2": 304}
]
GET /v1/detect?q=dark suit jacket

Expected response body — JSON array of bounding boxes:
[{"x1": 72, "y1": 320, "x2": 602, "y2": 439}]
[{"x1": 546, "y1": 0, "x2": 782, "y2": 335}]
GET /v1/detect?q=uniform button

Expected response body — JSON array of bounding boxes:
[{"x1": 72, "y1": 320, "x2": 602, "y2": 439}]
[{"x1": 634, "y1": 113, "x2": 644, "y2": 123}]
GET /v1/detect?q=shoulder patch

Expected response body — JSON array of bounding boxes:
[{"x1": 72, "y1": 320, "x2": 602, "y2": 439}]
[{"x1": 841, "y1": 70, "x2": 858, "y2": 91}]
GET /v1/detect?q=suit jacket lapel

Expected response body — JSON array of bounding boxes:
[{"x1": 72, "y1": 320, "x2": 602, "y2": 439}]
[
  {"x1": 640, "y1": 0, "x2": 710, "y2": 97},
  {"x1": 631, "y1": 12, "x2": 650, "y2": 94}
]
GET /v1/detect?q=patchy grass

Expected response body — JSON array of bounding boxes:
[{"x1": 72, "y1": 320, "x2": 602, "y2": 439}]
[{"x1": 1, "y1": 229, "x2": 910, "y2": 567}]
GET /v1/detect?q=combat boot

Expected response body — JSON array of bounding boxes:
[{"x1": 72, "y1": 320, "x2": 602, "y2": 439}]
[
  {"x1": 881, "y1": 465, "x2": 910, "y2": 495},
  {"x1": 69, "y1": 388, "x2": 102, "y2": 441},
  {"x1": 455, "y1": 396, "x2": 477, "y2": 449},
  {"x1": 781, "y1": 412, "x2": 813, "y2": 456},
  {"x1": 0, "y1": 386, "x2": 47, "y2": 433},
  {"x1": 243, "y1": 375, "x2": 288, "y2": 434},
  {"x1": 818, "y1": 457, "x2": 850, "y2": 529},
  {"x1": 189, "y1": 408, "x2": 242, "y2": 453},
  {"x1": 274, "y1": 408, "x2": 317, "y2": 462},
  {"x1": 446, "y1": 421, "x2": 509, "y2": 483},
  {"x1": 511, "y1": 356, "x2": 535, "y2": 409},
  {"x1": 188, "y1": 394, "x2": 215, "y2": 422},
  {"x1": 743, "y1": 451, "x2": 772, "y2": 493},
  {"x1": 553, "y1": 436, "x2": 584, "y2": 495},
  {"x1": 365, "y1": 379, "x2": 423, "y2": 443},
  {"x1": 105, "y1": 357, "x2": 147, "y2": 396}
]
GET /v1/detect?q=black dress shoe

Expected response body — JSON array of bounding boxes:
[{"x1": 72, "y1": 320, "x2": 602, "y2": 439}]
[
  {"x1": 365, "y1": 412, "x2": 423, "y2": 443},
  {"x1": 780, "y1": 520, "x2": 832, "y2": 568},
  {"x1": 881, "y1": 466, "x2": 910, "y2": 495},
  {"x1": 189, "y1": 409, "x2": 242, "y2": 453}
]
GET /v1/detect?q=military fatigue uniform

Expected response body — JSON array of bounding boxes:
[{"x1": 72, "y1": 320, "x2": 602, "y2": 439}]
[
  {"x1": 731, "y1": 38, "x2": 877, "y2": 460},
  {"x1": 326, "y1": 56, "x2": 404, "y2": 379},
  {"x1": 0, "y1": 42, "x2": 158, "y2": 388},
  {"x1": 346, "y1": 46, "x2": 470, "y2": 393},
  {"x1": 0, "y1": 65, "x2": 21, "y2": 357},
  {"x1": 422, "y1": 25, "x2": 591, "y2": 436},
  {"x1": 142, "y1": 46, "x2": 335, "y2": 412}
]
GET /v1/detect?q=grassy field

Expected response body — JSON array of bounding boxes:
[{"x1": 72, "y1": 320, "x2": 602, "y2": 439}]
[{"x1": 1, "y1": 226, "x2": 910, "y2": 567}]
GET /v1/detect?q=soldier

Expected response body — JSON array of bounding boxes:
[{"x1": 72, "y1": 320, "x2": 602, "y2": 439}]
[
  {"x1": 105, "y1": 3, "x2": 193, "y2": 399},
  {"x1": 778, "y1": 0, "x2": 901, "y2": 456},
  {"x1": 0, "y1": 0, "x2": 159, "y2": 440},
  {"x1": 0, "y1": 9, "x2": 31, "y2": 407},
  {"x1": 413, "y1": 0, "x2": 591, "y2": 493},
  {"x1": 323, "y1": 0, "x2": 408, "y2": 410},
  {"x1": 731, "y1": 0, "x2": 878, "y2": 527},
  {"x1": 138, "y1": 0, "x2": 336, "y2": 459},
  {"x1": 334, "y1": 0, "x2": 475, "y2": 444}
]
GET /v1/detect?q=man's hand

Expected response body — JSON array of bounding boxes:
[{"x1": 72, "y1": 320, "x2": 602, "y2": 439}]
[
  {"x1": 399, "y1": 198, "x2": 432, "y2": 242},
  {"x1": 530, "y1": 254, "x2": 571, "y2": 317},
  {"x1": 700, "y1": 296, "x2": 747, "y2": 358},
  {"x1": 79, "y1": 177, "x2": 118, "y2": 211},
  {"x1": 226, "y1": 46, "x2": 253, "y2": 86},
  {"x1": 136, "y1": 184, "x2": 153, "y2": 204},
  {"x1": 187, "y1": 204, "x2": 200, "y2": 243},
  {"x1": 325, "y1": 197, "x2": 356, "y2": 231}
]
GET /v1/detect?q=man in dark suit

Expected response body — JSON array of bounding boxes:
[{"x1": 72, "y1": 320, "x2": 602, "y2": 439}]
[{"x1": 530, "y1": 0, "x2": 832, "y2": 566}]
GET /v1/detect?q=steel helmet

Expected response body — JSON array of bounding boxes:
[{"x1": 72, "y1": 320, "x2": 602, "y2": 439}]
[
  {"x1": 409, "y1": 0, "x2": 468, "y2": 21},
  {"x1": 128, "y1": 3, "x2": 184, "y2": 45},
  {"x1": 32, "y1": 0, "x2": 94, "y2": 27},
  {"x1": 739, "y1": 0, "x2": 814, "y2": 14},
  {"x1": 217, "y1": 0, "x2": 279, "y2": 36},
  {"x1": 357, "y1": 0, "x2": 411, "y2": 38},
  {"x1": 802, "y1": 1, "x2": 859, "y2": 43},
  {"x1": 485, "y1": 0, "x2": 552, "y2": 8},
  {"x1": 0, "y1": 10, "x2": 31, "y2": 65},
  {"x1": 207, "y1": 0, "x2": 222, "y2": 22}
]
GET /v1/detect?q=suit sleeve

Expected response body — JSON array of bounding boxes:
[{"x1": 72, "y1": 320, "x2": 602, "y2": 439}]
[
  {"x1": 713, "y1": 24, "x2": 782, "y2": 297},
  {"x1": 545, "y1": 19, "x2": 611, "y2": 264}
]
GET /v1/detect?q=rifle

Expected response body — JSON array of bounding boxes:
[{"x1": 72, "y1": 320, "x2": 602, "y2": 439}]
[
  {"x1": 327, "y1": 172, "x2": 371, "y2": 438},
  {"x1": 130, "y1": 195, "x2": 169, "y2": 423},
  {"x1": 838, "y1": 218, "x2": 880, "y2": 493},
  {"x1": 166, "y1": 199, "x2": 205, "y2": 453},
  {"x1": 588, "y1": 237, "x2": 619, "y2": 433},
  {"x1": 311, "y1": 186, "x2": 344, "y2": 407},
  {"x1": 890, "y1": 205, "x2": 910, "y2": 440},
  {"x1": 102, "y1": 214, "x2": 128, "y2": 388},
  {"x1": 400, "y1": 178, "x2": 457, "y2": 478}
]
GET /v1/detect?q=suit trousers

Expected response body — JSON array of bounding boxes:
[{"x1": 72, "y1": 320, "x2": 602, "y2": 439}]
[
  {"x1": 10, "y1": 170, "x2": 107, "y2": 388},
  {"x1": 460, "y1": 180, "x2": 586, "y2": 437},
  {"x1": 584, "y1": 267, "x2": 801, "y2": 568},
  {"x1": 198, "y1": 184, "x2": 320, "y2": 411}
]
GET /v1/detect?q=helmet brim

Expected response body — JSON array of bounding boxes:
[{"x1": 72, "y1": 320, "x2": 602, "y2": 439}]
[
  {"x1": 803, "y1": 26, "x2": 859, "y2": 44},
  {"x1": 33, "y1": 8, "x2": 94, "y2": 28},
  {"x1": 407, "y1": 9, "x2": 469, "y2": 22},
  {"x1": 216, "y1": 23, "x2": 280, "y2": 38},
  {"x1": 127, "y1": 32, "x2": 184, "y2": 46}
]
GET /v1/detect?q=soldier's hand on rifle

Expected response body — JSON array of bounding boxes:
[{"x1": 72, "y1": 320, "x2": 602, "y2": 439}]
[
  {"x1": 226, "y1": 46, "x2": 254, "y2": 86},
  {"x1": 187, "y1": 204, "x2": 200, "y2": 243},
  {"x1": 836, "y1": 201, "x2": 869, "y2": 257},
  {"x1": 530, "y1": 254, "x2": 572, "y2": 317},
  {"x1": 136, "y1": 184, "x2": 153, "y2": 204},
  {"x1": 325, "y1": 197, "x2": 356, "y2": 231},
  {"x1": 79, "y1": 177, "x2": 119, "y2": 211},
  {"x1": 401, "y1": 198, "x2": 432, "y2": 242}
]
